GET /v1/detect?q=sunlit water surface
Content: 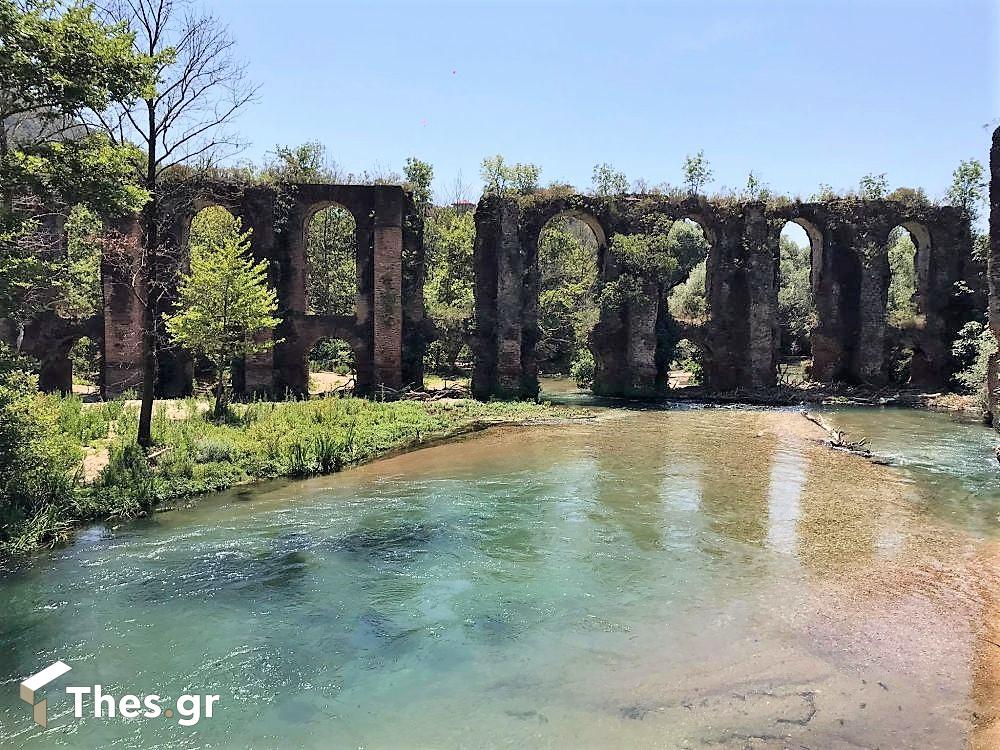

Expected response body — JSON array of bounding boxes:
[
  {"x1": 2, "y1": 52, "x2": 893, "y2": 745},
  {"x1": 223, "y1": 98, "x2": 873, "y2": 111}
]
[{"x1": 1, "y1": 395, "x2": 998, "y2": 749}]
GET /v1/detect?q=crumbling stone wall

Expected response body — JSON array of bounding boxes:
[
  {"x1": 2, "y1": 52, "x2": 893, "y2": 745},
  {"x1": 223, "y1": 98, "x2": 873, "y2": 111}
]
[
  {"x1": 473, "y1": 192, "x2": 974, "y2": 400},
  {"x1": 22, "y1": 181, "x2": 427, "y2": 398}
]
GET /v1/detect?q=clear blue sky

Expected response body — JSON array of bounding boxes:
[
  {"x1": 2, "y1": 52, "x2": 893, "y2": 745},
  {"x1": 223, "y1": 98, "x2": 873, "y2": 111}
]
[{"x1": 212, "y1": 0, "x2": 997, "y2": 205}]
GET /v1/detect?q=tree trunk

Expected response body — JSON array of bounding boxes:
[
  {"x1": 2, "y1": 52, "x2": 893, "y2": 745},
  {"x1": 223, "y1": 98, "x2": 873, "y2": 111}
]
[
  {"x1": 137, "y1": 101, "x2": 158, "y2": 448},
  {"x1": 214, "y1": 362, "x2": 225, "y2": 418}
]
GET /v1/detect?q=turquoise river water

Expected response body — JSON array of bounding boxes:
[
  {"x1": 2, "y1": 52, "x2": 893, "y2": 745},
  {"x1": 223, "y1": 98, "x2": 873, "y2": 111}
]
[{"x1": 0, "y1": 394, "x2": 998, "y2": 749}]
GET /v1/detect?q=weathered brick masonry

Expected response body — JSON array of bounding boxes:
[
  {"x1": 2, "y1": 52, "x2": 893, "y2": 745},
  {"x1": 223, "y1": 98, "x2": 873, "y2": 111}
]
[
  {"x1": 16, "y1": 182, "x2": 428, "y2": 398},
  {"x1": 13, "y1": 181, "x2": 978, "y2": 403},
  {"x1": 473, "y1": 193, "x2": 975, "y2": 400}
]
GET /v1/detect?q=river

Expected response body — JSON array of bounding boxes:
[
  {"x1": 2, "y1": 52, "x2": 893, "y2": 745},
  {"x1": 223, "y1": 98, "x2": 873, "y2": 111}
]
[{"x1": 1, "y1": 388, "x2": 998, "y2": 748}]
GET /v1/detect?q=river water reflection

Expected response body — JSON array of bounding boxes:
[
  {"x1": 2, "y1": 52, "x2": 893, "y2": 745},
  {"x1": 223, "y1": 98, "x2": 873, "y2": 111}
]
[{"x1": 0, "y1": 401, "x2": 997, "y2": 748}]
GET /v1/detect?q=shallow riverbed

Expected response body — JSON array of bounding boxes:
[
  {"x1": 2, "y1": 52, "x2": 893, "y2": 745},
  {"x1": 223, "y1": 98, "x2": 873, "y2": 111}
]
[{"x1": 0, "y1": 397, "x2": 998, "y2": 748}]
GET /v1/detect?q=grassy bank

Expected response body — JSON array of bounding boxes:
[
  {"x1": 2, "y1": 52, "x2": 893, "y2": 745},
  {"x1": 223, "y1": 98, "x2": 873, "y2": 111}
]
[{"x1": 0, "y1": 393, "x2": 591, "y2": 557}]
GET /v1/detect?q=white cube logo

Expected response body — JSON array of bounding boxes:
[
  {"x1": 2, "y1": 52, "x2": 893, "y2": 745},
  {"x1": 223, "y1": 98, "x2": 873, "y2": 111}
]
[{"x1": 20, "y1": 661, "x2": 72, "y2": 727}]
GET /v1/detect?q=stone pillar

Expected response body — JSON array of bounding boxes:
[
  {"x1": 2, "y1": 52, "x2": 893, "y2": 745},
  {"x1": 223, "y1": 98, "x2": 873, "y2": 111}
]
[
  {"x1": 272, "y1": 200, "x2": 313, "y2": 397},
  {"x1": 495, "y1": 202, "x2": 526, "y2": 395},
  {"x1": 401, "y1": 200, "x2": 428, "y2": 388},
  {"x1": 372, "y1": 193, "x2": 403, "y2": 392},
  {"x1": 472, "y1": 197, "x2": 538, "y2": 400},
  {"x1": 853, "y1": 233, "x2": 888, "y2": 384},
  {"x1": 745, "y1": 208, "x2": 777, "y2": 387},
  {"x1": 624, "y1": 280, "x2": 660, "y2": 397},
  {"x1": 810, "y1": 222, "x2": 851, "y2": 383},
  {"x1": 703, "y1": 220, "x2": 752, "y2": 391},
  {"x1": 102, "y1": 216, "x2": 145, "y2": 397}
]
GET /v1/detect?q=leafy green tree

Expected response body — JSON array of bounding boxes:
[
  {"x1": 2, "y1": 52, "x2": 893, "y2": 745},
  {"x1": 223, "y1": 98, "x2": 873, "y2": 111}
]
[
  {"x1": 666, "y1": 221, "x2": 711, "y2": 322},
  {"x1": 403, "y1": 157, "x2": 433, "y2": 214},
  {"x1": 886, "y1": 228, "x2": 917, "y2": 325},
  {"x1": 744, "y1": 171, "x2": 770, "y2": 201},
  {"x1": 480, "y1": 155, "x2": 540, "y2": 196},
  {"x1": 263, "y1": 142, "x2": 334, "y2": 182},
  {"x1": 61, "y1": 204, "x2": 103, "y2": 318},
  {"x1": 591, "y1": 163, "x2": 628, "y2": 197},
  {"x1": 424, "y1": 206, "x2": 475, "y2": 372},
  {"x1": 165, "y1": 212, "x2": 279, "y2": 417},
  {"x1": 668, "y1": 261, "x2": 707, "y2": 323},
  {"x1": 94, "y1": 0, "x2": 257, "y2": 446},
  {"x1": 887, "y1": 186, "x2": 930, "y2": 207},
  {"x1": 859, "y1": 173, "x2": 888, "y2": 200},
  {"x1": 307, "y1": 206, "x2": 356, "y2": 317},
  {"x1": 952, "y1": 321, "x2": 997, "y2": 404},
  {"x1": 947, "y1": 159, "x2": 986, "y2": 220},
  {"x1": 682, "y1": 150, "x2": 712, "y2": 195},
  {"x1": 0, "y1": 0, "x2": 151, "y2": 327},
  {"x1": 777, "y1": 234, "x2": 815, "y2": 356},
  {"x1": 813, "y1": 183, "x2": 838, "y2": 201},
  {"x1": 537, "y1": 218, "x2": 598, "y2": 370}
]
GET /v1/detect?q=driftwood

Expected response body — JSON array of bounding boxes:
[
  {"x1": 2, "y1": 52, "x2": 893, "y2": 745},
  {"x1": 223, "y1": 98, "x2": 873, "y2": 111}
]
[{"x1": 799, "y1": 410, "x2": 889, "y2": 464}]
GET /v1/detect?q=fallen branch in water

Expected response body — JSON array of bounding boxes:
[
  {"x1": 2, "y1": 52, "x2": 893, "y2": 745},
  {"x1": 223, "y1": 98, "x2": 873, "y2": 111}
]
[{"x1": 799, "y1": 410, "x2": 888, "y2": 464}]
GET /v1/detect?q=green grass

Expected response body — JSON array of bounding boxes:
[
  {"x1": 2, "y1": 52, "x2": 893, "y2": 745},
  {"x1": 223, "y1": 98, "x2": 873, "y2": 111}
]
[{"x1": 1, "y1": 394, "x2": 589, "y2": 557}]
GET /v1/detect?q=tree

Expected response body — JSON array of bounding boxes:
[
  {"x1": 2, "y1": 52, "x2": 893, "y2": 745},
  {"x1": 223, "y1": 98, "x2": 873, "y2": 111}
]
[
  {"x1": 165, "y1": 212, "x2": 278, "y2": 417},
  {"x1": 682, "y1": 150, "x2": 712, "y2": 195},
  {"x1": 665, "y1": 221, "x2": 711, "y2": 323},
  {"x1": 777, "y1": 235, "x2": 815, "y2": 356},
  {"x1": 424, "y1": 206, "x2": 474, "y2": 372},
  {"x1": 0, "y1": 0, "x2": 151, "y2": 543},
  {"x1": 307, "y1": 206, "x2": 355, "y2": 317},
  {"x1": 403, "y1": 157, "x2": 433, "y2": 214},
  {"x1": 263, "y1": 142, "x2": 336, "y2": 182},
  {"x1": 813, "y1": 183, "x2": 838, "y2": 201},
  {"x1": 886, "y1": 228, "x2": 917, "y2": 325},
  {"x1": 537, "y1": 218, "x2": 598, "y2": 370},
  {"x1": 947, "y1": 159, "x2": 986, "y2": 220},
  {"x1": 744, "y1": 171, "x2": 770, "y2": 201},
  {"x1": 859, "y1": 173, "x2": 888, "y2": 200},
  {"x1": 591, "y1": 163, "x2": 628, "y2": 197},
  {"x1": 0, "y1": 0, "x2": 151, "y2": 328},
  {"x1": 92, "y1": 0, "x2": 257, "y2": 447},
  {"x1": 480, "y1": 155, "x2": 540, "y2": 196}
]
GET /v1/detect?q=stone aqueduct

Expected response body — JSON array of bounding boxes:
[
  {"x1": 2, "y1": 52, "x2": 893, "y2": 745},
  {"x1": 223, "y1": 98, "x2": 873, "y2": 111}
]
[{"x1": 15, "y1": 181, "x2": 978, "y2": 401}]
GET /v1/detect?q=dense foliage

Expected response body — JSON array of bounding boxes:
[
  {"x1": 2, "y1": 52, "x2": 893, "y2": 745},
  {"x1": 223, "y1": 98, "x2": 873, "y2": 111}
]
[
  {"x1": 165, "y1": 207, "x2": 279, "y2": 415},
  {"x1": 424, "y1": 206, "x2": 475, "y2": 373},
  {"x1": 537, "y1": 217, "x2": 599, "y2": 372}
]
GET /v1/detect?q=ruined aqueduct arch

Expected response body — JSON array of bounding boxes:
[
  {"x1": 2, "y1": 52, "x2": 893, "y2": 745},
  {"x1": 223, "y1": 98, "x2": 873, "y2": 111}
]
[
  {"x1": 472, "y1": 193, "x2": 976, "y2": 400},
  {"x1": 20, "y1": 182, "x2": 429, "y2": 399},
  {"x1": 15, "y1": 181, "x2": 978, "y2": 402}
]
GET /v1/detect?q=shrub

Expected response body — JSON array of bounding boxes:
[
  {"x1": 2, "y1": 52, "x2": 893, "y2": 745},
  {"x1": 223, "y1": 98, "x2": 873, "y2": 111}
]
[
  {"x1": 94, "y1": 442, "x2": 156, "y2": 518},
  {"x1": 570, "y1": 349, "x2": 595, "y2": 387},
  {"x1": 952, "y1": 321, "x2": 997, "y2": 409},
  {"x1": 0, "y1": 372, "x2": 83, "y2": 551}
]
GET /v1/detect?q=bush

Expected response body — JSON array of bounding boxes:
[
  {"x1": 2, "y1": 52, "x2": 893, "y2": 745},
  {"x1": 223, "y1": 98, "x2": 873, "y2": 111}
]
[
  {"x1": 0, "y1": 372, "x2": 83, "y2": 552},
  {"x1": 570, "y1": 349, "x2": 595, "y2": 387},
  {"x1": 673, "y1": 339, "x2": 703, "y2": 384},
  {"x1": 94, "y1": 442, "x2": 156, "y2": 518},
  {"x1": 952, "y1": 321, "x2": 997, "y2": 408}
]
